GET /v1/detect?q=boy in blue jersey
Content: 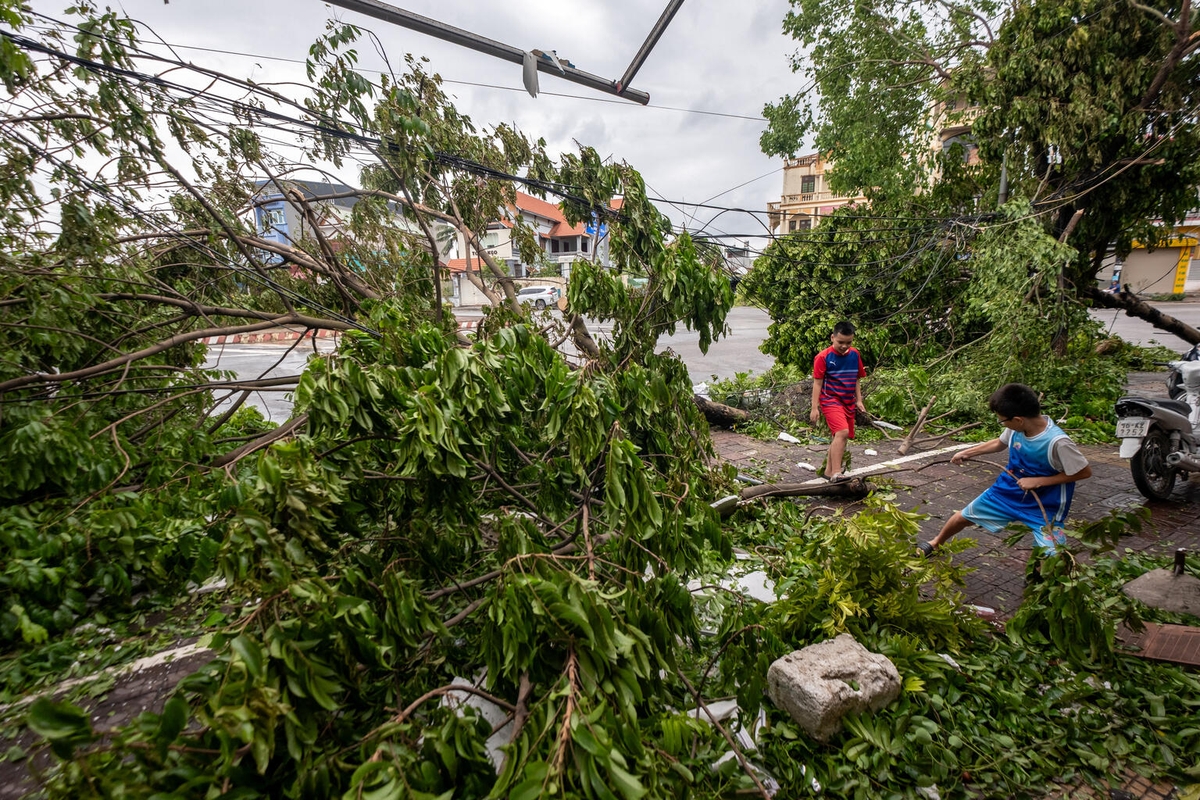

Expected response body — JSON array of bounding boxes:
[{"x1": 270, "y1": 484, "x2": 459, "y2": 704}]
[
  {"x1": 810, "y1": 321, "x2": 867, "y2": 481},
  {"x1": 918, "y1": 383, "x2": 1091, "y2": 558}
]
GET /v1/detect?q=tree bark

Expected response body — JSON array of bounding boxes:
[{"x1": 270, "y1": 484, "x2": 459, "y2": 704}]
[
  {"x1": 693, "y1": 395, "x2": 750, "y2": 428},
  {"x1": 739, "y1": 477, "x2": 870, "y2": 501},
  {"x1": 1087, "y1": 286, "x2": 1200, "y2": 345},
  {"x1": 898, "y1": 395, "x2": 936, "y2": 456}
]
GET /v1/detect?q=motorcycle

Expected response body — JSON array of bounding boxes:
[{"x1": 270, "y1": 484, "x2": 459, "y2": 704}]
[
  {"x1": 1166, "y1": 342, "x2": 1200, "y2": 400},
  {"x1": 1115, "y1": 360, "x2": 1200, "y2": 500}
]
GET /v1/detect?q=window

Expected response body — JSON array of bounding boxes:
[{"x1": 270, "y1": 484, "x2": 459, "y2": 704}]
[
  {"x1": 800, "y1": 175, "x2": 816, "y2": 194},
  {"x1": 788, "y1": 219, "x2": 797, "y2": 232},
  {"x1": 581, "y1": 238, "x2": 589, "y2": 253},
  {"x1": 797, "y1": 218, "x2": 812, "y2": 231},
  {"x1": 551, "y1": 240, "x2": 560, "y2": 253},
  {"x1": 562, "y1": 239, "x2": 575, "y2": 253},
  {"x1": 263, "y1": 208, "x2": 286, "y2": 229}
]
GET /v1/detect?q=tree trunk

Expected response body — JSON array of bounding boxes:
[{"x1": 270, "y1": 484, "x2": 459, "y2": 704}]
[
  {"x1": 693, "y1": 395, "x2": 750, "y2": 428},
  {"x1": 1086, "y1": 286, "x2": 1200, "y2": 346},
  {"x1": 739, "y1": 477, "x2": 870, "y2": 501}
]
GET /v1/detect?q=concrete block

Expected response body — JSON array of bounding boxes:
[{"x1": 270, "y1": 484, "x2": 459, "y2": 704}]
[
  {"x1": 1122, "y1": 568, "x2": 1200, "y2": 616},
  {"x1": 766, "y1": 633, "x2": 901, "y2": 741}
]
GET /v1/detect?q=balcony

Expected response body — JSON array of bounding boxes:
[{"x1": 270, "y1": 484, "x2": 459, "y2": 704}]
[{"x1": 779, "y1": 190, "x2": 853, "y2": 206}]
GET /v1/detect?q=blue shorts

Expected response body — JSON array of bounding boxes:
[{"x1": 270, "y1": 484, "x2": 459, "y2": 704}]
[{"x1": 961, "y1": 490, "x2": 1068, "y2": 553}]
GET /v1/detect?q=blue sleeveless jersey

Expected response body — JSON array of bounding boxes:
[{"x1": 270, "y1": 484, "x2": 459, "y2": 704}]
[{"x1": 963, "y1": 419, "x2": 1074, "y2": 551}]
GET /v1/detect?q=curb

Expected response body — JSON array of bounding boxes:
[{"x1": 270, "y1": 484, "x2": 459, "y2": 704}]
[{"x1": 201, "y1": 319, "x2": 482, "y2": 346}]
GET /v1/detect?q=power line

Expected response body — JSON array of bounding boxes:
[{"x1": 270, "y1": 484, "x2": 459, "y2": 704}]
[{"x1": 23, "y1": 20, "x2": 767, "y2": 123}]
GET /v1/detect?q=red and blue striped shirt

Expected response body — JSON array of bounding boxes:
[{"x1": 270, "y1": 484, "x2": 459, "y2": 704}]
[{"x1": 813, "y1": 345, "x2": 865, "y2": 407}]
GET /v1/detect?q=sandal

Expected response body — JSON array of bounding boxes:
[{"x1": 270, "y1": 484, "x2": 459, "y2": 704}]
[
  {"x1": 828, "y1": 473, "x2": 852, "y2": 484},
  {"x1": 916, "y1": 541, "x2": 936, "y2": 558}
]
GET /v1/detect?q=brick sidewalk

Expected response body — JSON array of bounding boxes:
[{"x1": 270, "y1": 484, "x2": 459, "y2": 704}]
[{"x1": 711, "y1": 371, "x2": 1200, "y2": 618}]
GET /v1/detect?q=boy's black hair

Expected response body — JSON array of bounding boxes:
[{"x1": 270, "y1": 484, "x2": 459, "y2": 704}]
[
  {"x1": 832, "y1": 321, "x2": 856, "y2": 337},
  {"x1": 988, "y1": 383, "x2": 1041, "y2": 419}
]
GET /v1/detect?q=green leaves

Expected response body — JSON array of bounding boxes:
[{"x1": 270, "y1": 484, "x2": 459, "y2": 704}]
[{"x1": 27, "y1": 697, "x2": 94, "y2": 759}]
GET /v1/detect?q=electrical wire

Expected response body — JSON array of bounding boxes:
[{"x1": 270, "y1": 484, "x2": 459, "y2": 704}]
[{"x1": 23, "y1": 15, "x2": 768, "y2": 123}]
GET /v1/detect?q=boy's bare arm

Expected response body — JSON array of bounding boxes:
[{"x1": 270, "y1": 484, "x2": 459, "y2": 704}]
[
  {"x1": 810, "y1": 379, "x2": 823, "y2": 423},
  {"x1": 855, "y1": 382, "x2": 865, "y2": 412},
  {"x1": 950, "y1": 438, "x2": 1007, "y2": 465},
  {"x1": 1016, "y1": 465, "x2": 1092, "y2": 491}
]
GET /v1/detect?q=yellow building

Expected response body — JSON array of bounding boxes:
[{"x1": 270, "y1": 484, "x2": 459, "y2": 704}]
[
  {"x1": 766, "y1": 154, "x2": 867, "y2": 235},
  {"x1": 1098, "y1": 213, "x2": 1200, "y2": 295}
]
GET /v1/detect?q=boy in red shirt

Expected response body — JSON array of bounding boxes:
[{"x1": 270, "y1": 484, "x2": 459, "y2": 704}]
[{"x1": 809, "y1": 321, "x2": 867, "y2": 481}]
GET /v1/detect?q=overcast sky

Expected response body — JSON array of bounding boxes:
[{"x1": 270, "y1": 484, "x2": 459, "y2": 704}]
[{"x1": 30, "y1": 0, "x2": 803, "y2": 242}]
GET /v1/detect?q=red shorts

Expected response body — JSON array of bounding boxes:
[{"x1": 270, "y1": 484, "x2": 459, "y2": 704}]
[{"x1": 821, "y1": 403, "x2": 855, "y2": 438}]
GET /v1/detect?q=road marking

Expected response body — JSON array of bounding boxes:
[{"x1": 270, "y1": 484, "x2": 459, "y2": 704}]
[
  {"x1": 801, "y1": 442, "x2": 975, "y2": 485},
  {"x1": 0, "y1": 641, "x2": 211, "y2": 716}
]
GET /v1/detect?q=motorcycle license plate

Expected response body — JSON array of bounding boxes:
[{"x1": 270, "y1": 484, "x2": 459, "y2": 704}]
[{"x1": 1116, "y1": 418, "x2": 1150, "y2": 438}]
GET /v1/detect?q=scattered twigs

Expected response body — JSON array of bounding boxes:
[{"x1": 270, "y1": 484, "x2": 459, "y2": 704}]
[
  {"x1": 677, "y1": 671, "x2": 771, "y2": 800},
  {"x1": 392, "y1": 683, "x2": 516, "y2": 727},
  {"x1": 898, "y1": 395, "x2": 937, "y2": 456},
  {"x1": 907, "y1": 420, "x2": 985, "y2": 450},
  {"x1": 443, "y1": 596, "x2": 488, "y2": 628},
  {"x1": 211, "y1": 413, "x2": 308, "y2": 470},
  {"x1": 498, "y1": 672, "x2": 533, "y2": 779}
]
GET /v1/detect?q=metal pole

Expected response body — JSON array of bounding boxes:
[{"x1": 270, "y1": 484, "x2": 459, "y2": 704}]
[
  {"x1": 323, "y1": 0, "x2": 651, "y2": 105},
  {"x1": 616, "y1": 0, "x2": 685, "y2": 92}
]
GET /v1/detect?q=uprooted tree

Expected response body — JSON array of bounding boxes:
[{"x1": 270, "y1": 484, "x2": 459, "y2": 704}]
[
  {"x1": 6, "y1": 4, "x2": 1200, "y2": 799},
  {"x1": 0, "y1": 2, "x2": 754, "y2": 795},
  {"x1": 754, "y1": 0, "x2": 1200, "y2": 357}
]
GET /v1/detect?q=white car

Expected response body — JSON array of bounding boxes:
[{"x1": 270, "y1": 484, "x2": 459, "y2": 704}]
[{"x1": 516, "y1": 285, "x2": 560, "y2": 309}]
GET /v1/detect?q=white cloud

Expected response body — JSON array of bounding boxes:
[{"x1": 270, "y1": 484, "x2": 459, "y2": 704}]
[{"x1": 36, "y1": 0, "x2": 803, "y2": 238}]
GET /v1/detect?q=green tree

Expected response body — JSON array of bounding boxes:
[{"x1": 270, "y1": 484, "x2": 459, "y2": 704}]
[{"x1": 760, "y1": 0, "x2": 1200, "y2": 345}]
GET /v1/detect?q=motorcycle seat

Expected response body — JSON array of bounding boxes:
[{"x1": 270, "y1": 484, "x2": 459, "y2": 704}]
[{"x1": 1119, "y1": 396, "x2": 1192, "y2": 416}]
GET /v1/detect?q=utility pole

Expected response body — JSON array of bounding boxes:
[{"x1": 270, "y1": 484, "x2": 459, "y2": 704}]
[{"x1": 323, "y1": 0, "x2": 659, "y2": 105}]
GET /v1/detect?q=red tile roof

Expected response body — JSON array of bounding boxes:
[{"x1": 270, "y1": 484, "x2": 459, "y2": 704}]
[
  {"x1": 548, "y1": 220, "x2": 586, "y2": 237},
  {"x1": 514, "y1": 191, "x2": 566, "y2": 223},
  {"x1": 512, "y1": 191, "x2": 613, "y2": 238},
  {"x1": 444, "y1": 258, "x2": 485, "y2": 274}
]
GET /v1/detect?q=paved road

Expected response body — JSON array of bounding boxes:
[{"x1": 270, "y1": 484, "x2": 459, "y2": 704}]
[
  {"x1": 1090, "y1": 300, "x2": 1200, "y2": 349},
  {"x1": 204, "y1": 302, "x2": 1200, "y2": 421},
  {"x1": 648, "y1": 305, "x2": 775, "y2": 385},
  {"x1": 204, "y1": 307, "x2": 778, "y2": 419},
  {"x1": 202, "y1": 339, "x2": 335, "y2": 423}
]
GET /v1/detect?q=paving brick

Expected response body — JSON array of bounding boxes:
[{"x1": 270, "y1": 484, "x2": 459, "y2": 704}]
[{"x1": 713, "y1": 416, "x2": 1200, "y2": 621}]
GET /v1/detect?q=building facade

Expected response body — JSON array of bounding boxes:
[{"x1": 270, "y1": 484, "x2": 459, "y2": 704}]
[
  {"x1": 766, "y1": 154, "x2": 867, "y2": 235},
  {"x1": 252, "y1": 180, "x2": 432, "y2": 262},
  {"x1": 445, "y1": 191, "x2": 622, "y2": 305},
  {"x1": 1097, "y1": 212, "x2": 1200, "y2": 295}
]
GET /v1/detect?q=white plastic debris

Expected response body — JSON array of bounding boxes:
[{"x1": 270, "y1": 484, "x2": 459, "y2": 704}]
[
  {"x1": 796, "y1": 462, "x2": 817, "y2": 471},
  {"x1": 693, "y1": 382, "x2": 710, "y2": 399},
  {"x1": 440, "y1": 676, "x2": 511, "y2": 771},
  {"x1": 864, "y1": 448, "x2": 878, "y2": 456},
  {"x1": 731, "y1": 570, "x2": 777, "y2": 603},
  {"x1": 778, "y1": 432, "x2": 801, "y2": 444},
  {"x1": 937, "y1": 653, "x2": 961, "y2": 671},
  {"x1": 872, "y1": 419, "x2": 902, "y2": 431}
]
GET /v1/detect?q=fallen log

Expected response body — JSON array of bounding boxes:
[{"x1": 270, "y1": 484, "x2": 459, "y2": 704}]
[
  {"x1": 739, "y1": 477, "x2": 870, "y2": 502},
  {"x1": 694, "y1": 395, "x2": 750, "y2": 428}
]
